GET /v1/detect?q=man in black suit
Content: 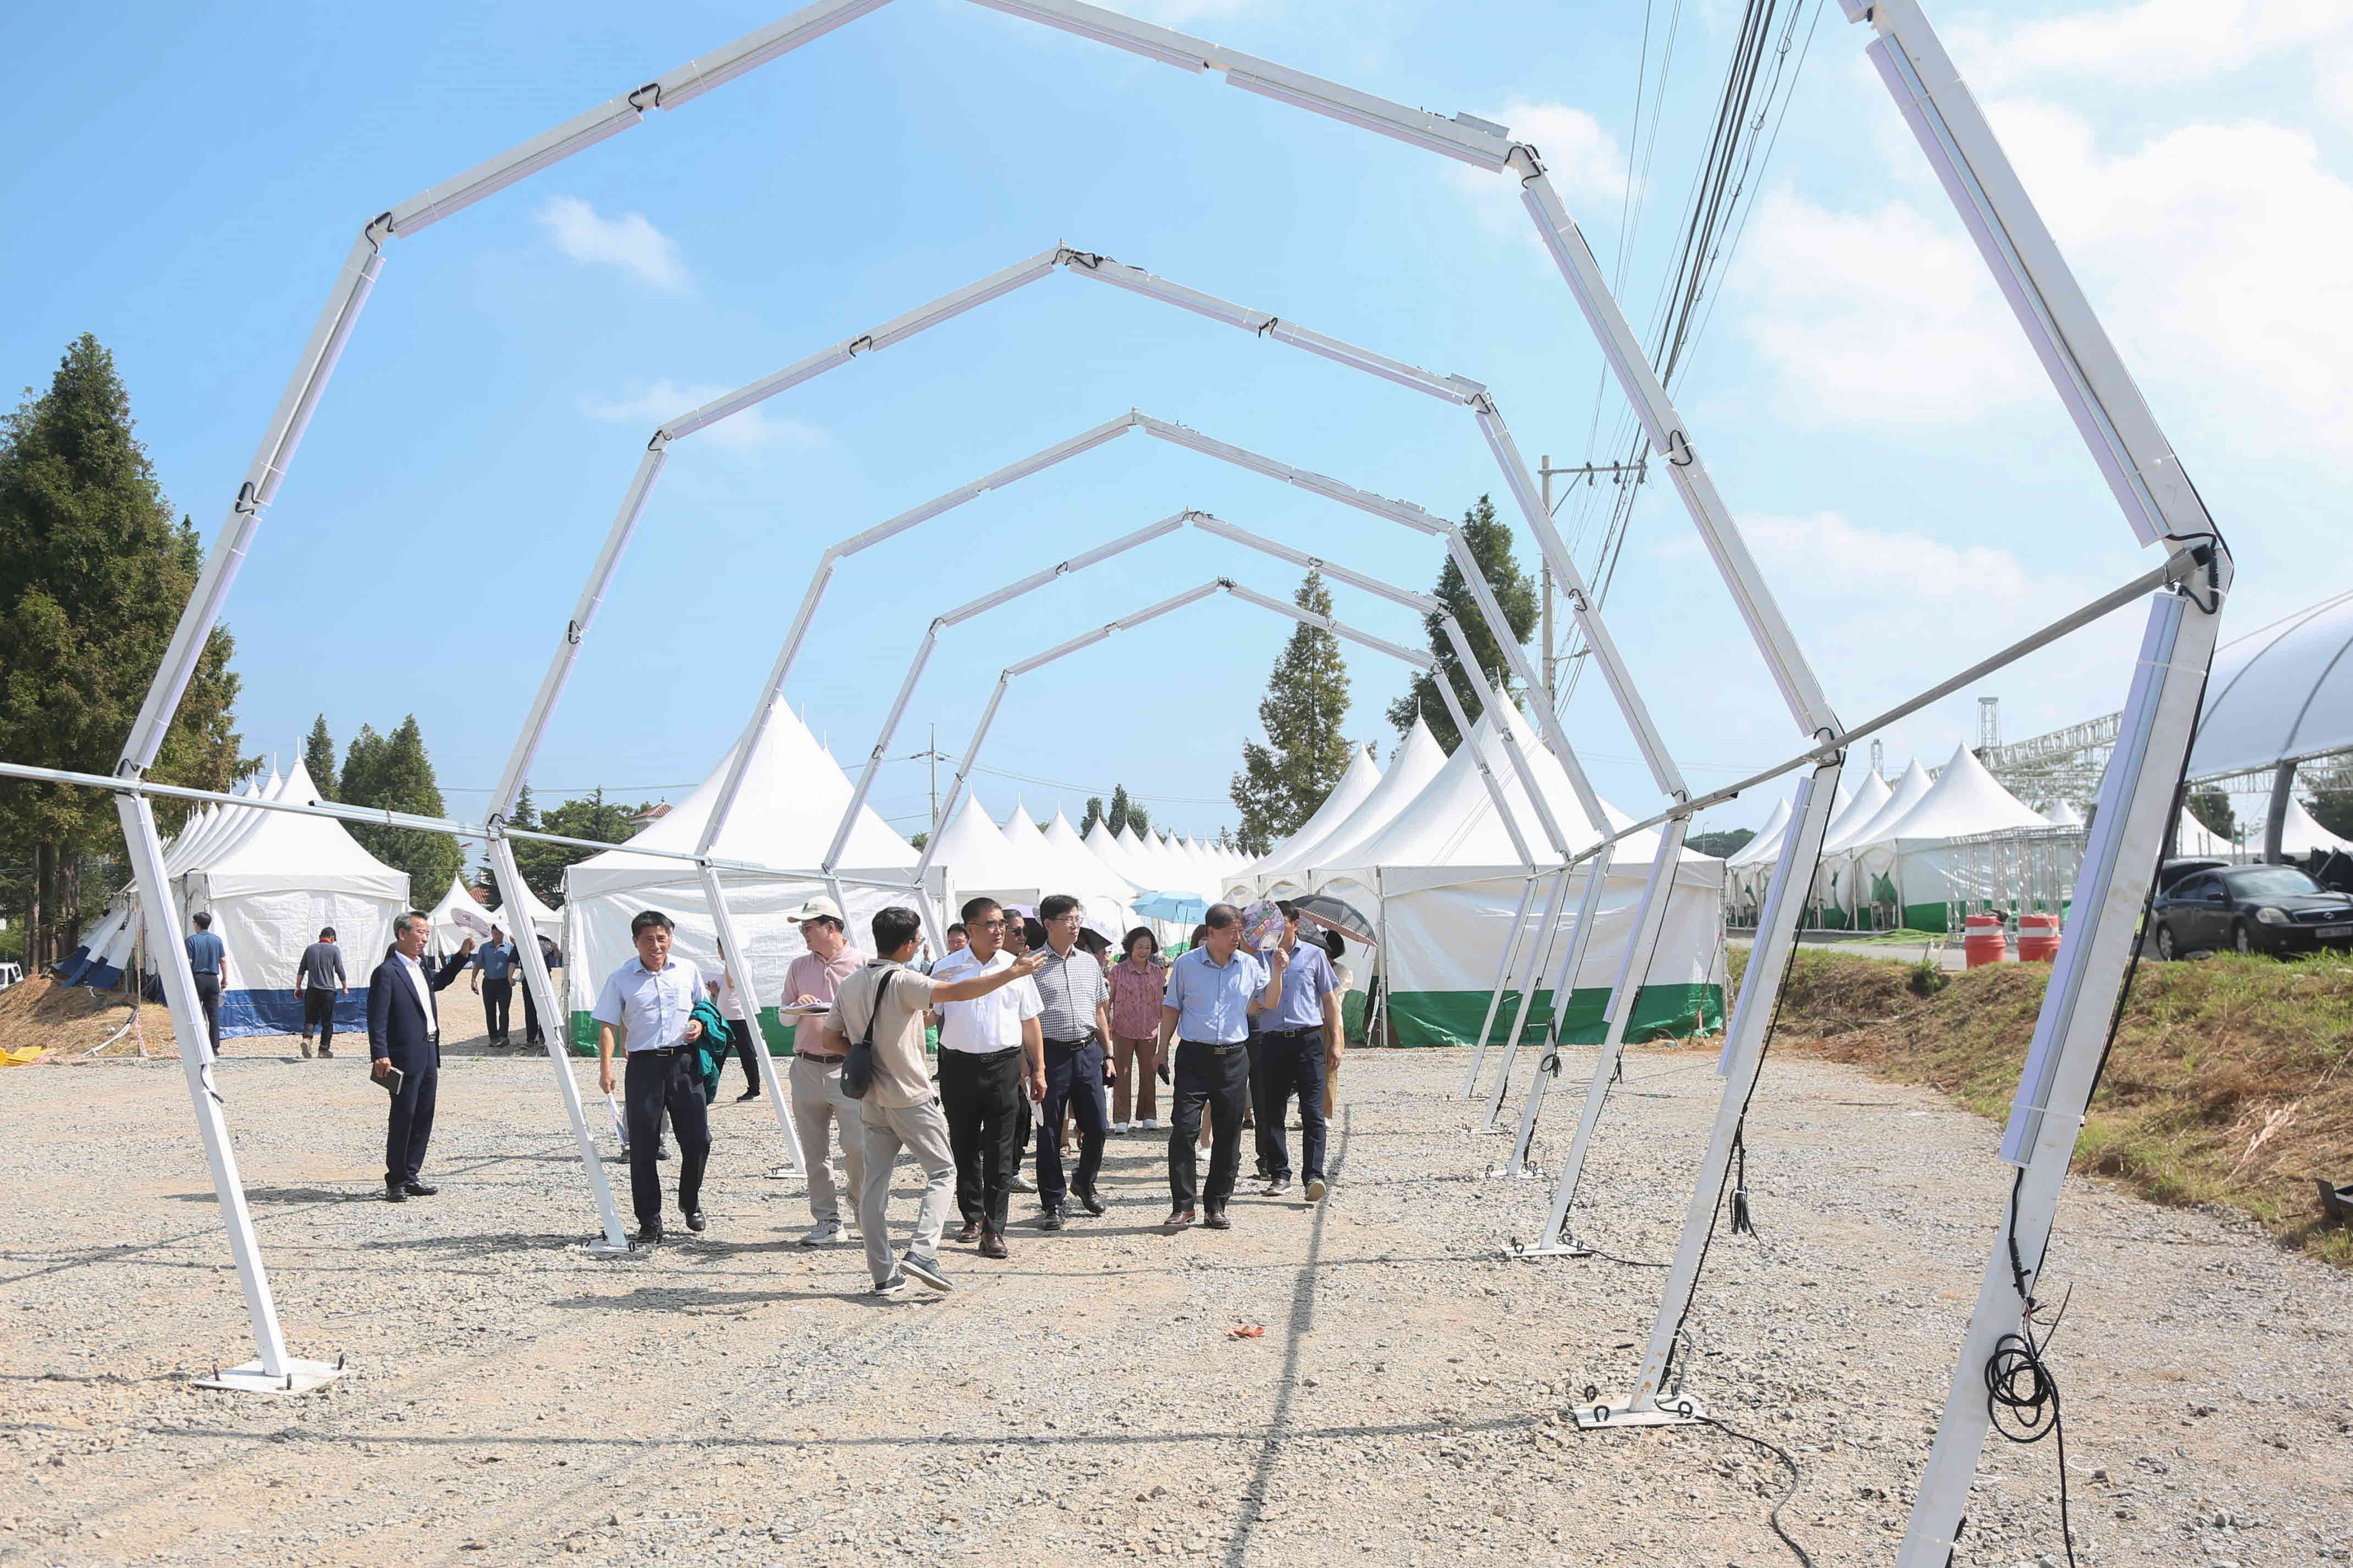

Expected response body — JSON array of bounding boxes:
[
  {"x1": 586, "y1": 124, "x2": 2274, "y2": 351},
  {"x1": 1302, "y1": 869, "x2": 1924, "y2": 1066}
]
[{"x1": 368, "y1": 909, "x2": 474, "y2": 1202}]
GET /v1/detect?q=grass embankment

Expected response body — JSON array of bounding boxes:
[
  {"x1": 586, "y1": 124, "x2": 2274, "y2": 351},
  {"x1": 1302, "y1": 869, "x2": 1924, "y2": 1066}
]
[{"x1": 1736, "y1": 947, "x2": 2353, "y2": 1265}]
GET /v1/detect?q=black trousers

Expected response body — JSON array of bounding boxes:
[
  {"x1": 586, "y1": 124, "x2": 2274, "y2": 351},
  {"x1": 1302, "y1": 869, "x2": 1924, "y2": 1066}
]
[
  {"x1": 191, "y1": 972, "x2": 223, "y2": 1053},
  {"x1": 481, "y1": 978, "x2": 513, "y2": 1042},
  {"x1": 1168, "y1": 1041, "x2": 1251, "y2": 1211},
  {"x1": 939, "y1": 1047, "x2": 1024, "y2": 1234},
  {"x1": 1246, "y1": 1034, "x2": 1270, "y2": 1171},
  {"x1": 301, "y1": 986, "x2": 338, "y2": 1049},
  {"x1": 729, "y1": 1015, "x2": 762, "y2": 1089},
  {"x1": 1035, "y1": 1037, "x2": 1108, "y2": 1208},
  {"x1": 1255, "y1": 1030, "x2": 1328, "y2": 1183},
  {"x1": 384, "y1": 1048, "x2": 438, "y2": 1186},
  {"x1": 520, "y1": 974, "x2": 544, "y2": 1045},
  {"x1": 624, "y1": 1050, "x2": 710, "y2": 1228}
]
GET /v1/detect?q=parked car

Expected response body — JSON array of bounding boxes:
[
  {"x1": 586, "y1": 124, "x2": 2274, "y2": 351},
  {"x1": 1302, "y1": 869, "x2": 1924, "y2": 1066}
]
[
  {"x1": 2155, "y1": 856, "x2": 2229, "y2": 894},
  {"x1": 2150, "y1": 865, "x2": 2353, "y2": 958},
  {"x1": 0, "y1": 961, "x2": 21, "y2": 992}
]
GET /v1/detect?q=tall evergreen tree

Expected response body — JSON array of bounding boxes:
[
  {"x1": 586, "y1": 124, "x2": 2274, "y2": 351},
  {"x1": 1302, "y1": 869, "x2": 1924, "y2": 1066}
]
[
  {"x1": 513, "y1": 787, "x2": 643, "y2": 901},
  {"x1": 1385, "y1": 495, "x2": 1538, "y2": 752},
  {"x1": 1080, "y1": 796, "x2": 1106, "y2": 836},
  {"x1": 341, "y1": 715, "x2": 461, "y2": 900},
  {"x1": 1125, "y1": 799, "x2": 1150, "y2": 836},
  {"x1": 1106, "y1": 785, "x2": 1133, "y2": 835},
  {"x1": 302, "y1": 715, "x2": 336, "y2": 793},
  {"x1": 2186, "y1": 784, "x2": 2237, "y2": 843},
  {"x1": 1230, "y1": 571, "x2": 1353, "y2": 856},
  {"x1": 0, "y1": 334, "x2": 244, "y2": 965},
  {"x1": 2312, "y1": 766, "x2": 2353, "y2": 843}
]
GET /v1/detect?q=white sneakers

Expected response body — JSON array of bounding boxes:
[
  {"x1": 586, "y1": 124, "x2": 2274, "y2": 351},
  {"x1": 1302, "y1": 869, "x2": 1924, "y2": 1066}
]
[
  {"x1": 1304, "y1": 1177, "x2": 1327, "y2": 1202},
  {"x1": 800, "y1": 1219, "x2": 844, "y2": 1246},
  {"x1": 1136, "y1": 1118, "x2": 1161, "y2": 1131},
  {"x1": 1112, "y1": 1120, "x2": 1131, "y2": 1134}
]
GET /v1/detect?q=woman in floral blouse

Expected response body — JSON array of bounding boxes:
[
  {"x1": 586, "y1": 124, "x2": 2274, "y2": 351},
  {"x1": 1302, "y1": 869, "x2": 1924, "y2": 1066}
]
[{"x1": 1106, "y1": 927, "x2": 1167, "y2": 1131}]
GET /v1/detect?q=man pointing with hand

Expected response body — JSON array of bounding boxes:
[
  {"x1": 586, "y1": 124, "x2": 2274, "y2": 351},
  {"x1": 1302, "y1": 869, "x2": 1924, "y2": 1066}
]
[{"x1": 594, "y1": 910, "x2": 708, "y2": 1244}]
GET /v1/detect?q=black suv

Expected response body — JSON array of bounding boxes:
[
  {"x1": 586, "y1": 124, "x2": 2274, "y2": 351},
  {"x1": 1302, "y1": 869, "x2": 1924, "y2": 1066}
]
[{"x1": 2150, "y1": 864, "x2": 2353, "y2": 958}]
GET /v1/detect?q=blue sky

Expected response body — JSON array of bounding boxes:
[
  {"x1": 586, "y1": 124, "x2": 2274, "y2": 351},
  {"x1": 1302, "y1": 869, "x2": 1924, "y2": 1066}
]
[{"x1": 6, "y1": 0, "x2": 2348, "y2": 847}]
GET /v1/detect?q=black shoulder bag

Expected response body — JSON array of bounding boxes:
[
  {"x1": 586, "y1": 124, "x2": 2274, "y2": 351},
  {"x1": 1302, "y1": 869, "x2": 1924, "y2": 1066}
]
[{"x1": 840, "y1": 966, "x2": 883, "y2": 1100}]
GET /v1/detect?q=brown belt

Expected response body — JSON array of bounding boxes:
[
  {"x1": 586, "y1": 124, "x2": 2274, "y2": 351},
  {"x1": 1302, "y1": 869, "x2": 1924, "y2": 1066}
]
[{"x1": 797, "y1": 1052, "x2": 846, "y2": 1064}]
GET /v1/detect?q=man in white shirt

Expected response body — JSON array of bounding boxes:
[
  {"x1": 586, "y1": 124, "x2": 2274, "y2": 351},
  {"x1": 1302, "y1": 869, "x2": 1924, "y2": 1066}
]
[
  {"x1": 594, "y1": 909, "x2": 708, "y2": 1244},
  {"x1": 930, "y1": 896, "x2": 1045, "y2": 1260}
]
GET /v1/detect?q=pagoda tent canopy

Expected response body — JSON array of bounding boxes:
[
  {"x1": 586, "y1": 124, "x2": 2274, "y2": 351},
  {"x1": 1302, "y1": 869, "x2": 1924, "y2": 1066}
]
[
  {"x1": 2177, "y1": 808, "x2": 2234, "y2": 857},
  {"x1": 425, "y1": 874, "x2": 497, "y2": 957},
  {"x1": 926, "y1": 793, "x2": 1042, "y2": 917},
  {"x1": 1722, "y1": 798, "x2": 1792, "y2": 921},
  {"x1": 1247, "y1": 748, "x2": 1383, "y2": 892},
  {"x1": 1821, "y1": 759, "x2": 1935, "y2": 923},
  {"x1": 2042, "y1": 799, "x2": 2083, "y2": 827},
  {"x1": 1851, "y1": 745, "x2": 2049, "y2": 931},
  {"x1": 2282, "y1": 796, "x2": 2353, "y2": 856},
  {"x1": 1266, "y1": 717, "x2": 1448, "y2": 895},
  {"x1": 491, "y1": 874, "x2": 563, "y2": 941},
  {"x1": 1042, "y1": 809, "x2": 1145, "y2": 932},
  {"x1": 2185, "y1": 588, "x2": 2353, "y2": 779},
  {"x1": 181, "y1": 760, "x2": 409, "y2": 1037},
  {"x1": 1305, "y1": 708, "x2": 1722, "y2": 1050},
  {"x1": 562, "y1": 698, "x2": 916, "y2": 1056},
  {"x1": 1001, "y1": 802, "x2": 1135, "y2": 935},
  {"x1": 1804, "y1": 771, "x2": 1893, "y2": 924}
]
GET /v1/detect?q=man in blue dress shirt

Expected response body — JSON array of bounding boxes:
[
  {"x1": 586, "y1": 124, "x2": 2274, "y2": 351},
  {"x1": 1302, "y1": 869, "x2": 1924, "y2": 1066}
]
[
  {"x1": 1252, "y1": 902, "x2": 1341, "y2": 1202},
  {"x1": 470, "y1": 925, "x2": 519, "y2": 1047},
  {"x1": 1157, "y1": 903, "x2": 1286, "y2": 1230},
  {"x1": 184, "y1": 911, "x2": 227, "y2": 1057},
  {"x1": 594, "y1": 910, "x2": 709, "y2": 1244}
]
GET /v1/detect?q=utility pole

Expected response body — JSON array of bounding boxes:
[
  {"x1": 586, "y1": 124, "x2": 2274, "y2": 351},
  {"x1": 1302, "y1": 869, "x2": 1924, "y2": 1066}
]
[{"x1": 1534, "y1": 454, "x2": 1649, "y2": 708}]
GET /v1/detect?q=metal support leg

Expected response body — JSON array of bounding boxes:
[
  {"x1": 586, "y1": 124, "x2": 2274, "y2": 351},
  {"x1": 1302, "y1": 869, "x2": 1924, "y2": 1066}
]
[
  {"x1": 485, "y1": 838, "x2": 633, "y2": 1255},
  {"x1": 1577, "y1": 761, "x2": 1839, "y2": 1429},
  {"x1": 1506, "y1": 846, "x2": 1614, "y2": 1178},
  {"x1": 1895, "y1": 592, "x2": 2219, "y2": 1564},
  {"x1": 1459, "y1": 876, "x2": 1539, "y2": 1098},
  {"x1": 1479, "y1": 868, "x2": 1573, "y2": 1131},
  {"x1": 117, "y1": 795, "x2": 345, "y2": 1392},
  {"x1": 1518, "y1": 819, "x2": 1689, "y2": 1257},
  {"x1": 698, "y1": 865, "x2": 804, "y2": 1177}
]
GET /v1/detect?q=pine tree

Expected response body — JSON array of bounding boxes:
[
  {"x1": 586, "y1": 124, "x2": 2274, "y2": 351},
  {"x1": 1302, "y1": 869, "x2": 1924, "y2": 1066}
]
[
  {"x1": 2186, "y1": 785, "x2": 2237, "y2": 843},
  {"x1": 2312, "y1": 766, "x2": 2353, "y2": 843},
  {"x1": 0, "y1": 334, "x2": 244, "y2": 966},
  {"x1": 1230, "y1": 571, "x2": 1353, "y2": 856},
  {"x1": 1125, "y1": 800, "x2": 1151, "y2": 835},
  {"x1": 341, "y1": 716, "x2": 461, "y2": 901},
  {"x1": 1107, "y1": 785, "x2": 1133, "y2": 835},
  {"x1": 303, "y1": 715, "x2": 336, "y2": 793},
  {"x1": 514, "y1": 787, "x2": 645, "y2": 901},
  {"x1": 1080, "y1": 796, "x2": 1106, "y2": 836},
  {"x1": 1385, "y1": 495, "x2": 1538, "y2": 752}
]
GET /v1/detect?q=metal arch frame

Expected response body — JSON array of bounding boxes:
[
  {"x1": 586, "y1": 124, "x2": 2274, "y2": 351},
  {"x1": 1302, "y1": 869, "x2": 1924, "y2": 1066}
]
[{"x1": 842, "y1": 511, "x2": 1549, "y2": 918}]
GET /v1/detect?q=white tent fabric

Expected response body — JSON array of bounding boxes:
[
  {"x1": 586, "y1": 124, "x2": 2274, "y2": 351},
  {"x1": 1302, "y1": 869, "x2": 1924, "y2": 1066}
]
[
  {"x1": 1851, "y1": 745, "x2": 2049, "y2": 930},
  {"x1": 563, "y1": 699, "x2": 916, "y2": 1054},
  {"x1": 491, "y1": 875, "x2": 563, "y2": 941},
  {"x1": 1804, "y1": 771, "x2": 1892, "y2": 921},
  {"x1": 181, "y1": 760, "x2": 409, "y2": 1037},
  {"x1": 2186, "y1": 588, "x2": 2353, "y2": 778},
  {"x1": 2177, "y1": 809, "x2": 2234, "y2": 857},
  {"x1": 927, "y1": 794, "x2": 1043, "y2": 914},
  {"x1": 1000, "y1": 802, "x2": 1136, "y2": 934},
  {"x1": 1821, "y1": 760, "x2": 1934, "y2": 921},
  {"x1": 1043, "y1": 809, "x2": 1145, "y2": 917},
  {"x1": 2042, "y1": 799, "x2": 2083, "y2": 827},
  {"x1": 425, "y1": 874, "x2": 498, "y2": 957},
  {"x1": 1263, "y1": 717, "x2": 1448, "y2": 893},
  {"x1": 1247, "y1": 748, "x2": 1384, "y2": 890},
  {"x1": 1722, "y1": 798, "x2": 1793, "y2": 918},
  {"x1": 2283, "y1": 796, "x2": 2353, "y2": 857}
]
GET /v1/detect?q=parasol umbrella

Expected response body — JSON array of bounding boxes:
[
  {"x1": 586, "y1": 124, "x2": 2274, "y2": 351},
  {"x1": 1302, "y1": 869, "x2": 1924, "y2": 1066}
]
[
  {"x1": 1131, "y1": 891, "x2": 1208, "y2": 923},
  {"x1": 1290, "y1": 893, "x2": 1377, "y2": 948}
]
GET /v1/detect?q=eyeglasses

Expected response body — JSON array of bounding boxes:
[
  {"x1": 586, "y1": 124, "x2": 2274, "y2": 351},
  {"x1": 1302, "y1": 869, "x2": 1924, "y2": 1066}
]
[{"x1": 974, "y1": 919, "x2": 1006, "y2": 930}]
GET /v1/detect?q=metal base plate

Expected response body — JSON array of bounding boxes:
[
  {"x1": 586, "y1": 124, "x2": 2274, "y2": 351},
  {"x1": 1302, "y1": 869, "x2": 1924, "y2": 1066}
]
[
  {"x1": 1511, "y1": 1239, "x2": 1593, "y2": 1259},
  {"x1": 194, "y1": 1357, "x2": 346, "y2": 1395},
  {"x1": 1469, "y1": 1123, "x2": 1513, "y2": 1135},
  {"x1": 1573, "y1": 1394, "x2": 1707, "y2": 1430},
  {"x1": 575, "y1": 1235, "x2": 640, "y2": 1257}
]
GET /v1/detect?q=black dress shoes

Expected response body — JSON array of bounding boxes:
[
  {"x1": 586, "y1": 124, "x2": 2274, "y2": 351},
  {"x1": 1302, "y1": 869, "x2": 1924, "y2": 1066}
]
[
  {"x1": 636, "y1": 1224, "x2": 664, "y2": 1245},
  {"x1": 1038, "y1": 1207, "x2": 1064, "y2": 1232},
  {"x1": 401, "y1": 1181, "x2": 438, "y2": 1196},
  {"x1": 684, "y1": 1210, "x2": 707, "y2": 1233},
  {"x1": 383, "y1": 1184, "x2": 406, "y2": 1203},
  {"x1": 1072, "y1": 1188, "x2": 1107, "y2": 1217}
]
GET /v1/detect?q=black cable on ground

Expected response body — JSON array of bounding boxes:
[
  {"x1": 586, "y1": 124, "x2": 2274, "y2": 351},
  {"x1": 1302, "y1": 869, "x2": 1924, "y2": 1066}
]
[{"x1": 1696, "y1": 1415, "x2": 1817, "y2": 1568}]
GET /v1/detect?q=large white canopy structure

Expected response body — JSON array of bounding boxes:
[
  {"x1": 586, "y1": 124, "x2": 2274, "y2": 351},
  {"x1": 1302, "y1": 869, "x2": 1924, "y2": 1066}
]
[
  {"x1": 1265, "y1": 716, "x2": 1448, "y2": 890},
  {"x1": 1851, "y1": 746, "x2": 2049, "y2": 930},
  {"x1": 562, "y1": 698, "x2": 913, "y2": 1053},
  {"x1": 2186, "y1": 588, "x2": 2353, "y2": 778}
]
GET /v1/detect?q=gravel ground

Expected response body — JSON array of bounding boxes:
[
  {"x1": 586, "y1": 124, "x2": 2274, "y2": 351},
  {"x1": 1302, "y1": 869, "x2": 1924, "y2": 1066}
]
[{"x1": 3, "y1": 1032, "x2": 2348, "y2": 1568}]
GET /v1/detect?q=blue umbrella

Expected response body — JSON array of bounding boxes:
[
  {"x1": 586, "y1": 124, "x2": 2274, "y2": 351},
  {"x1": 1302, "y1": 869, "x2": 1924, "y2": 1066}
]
[{"x1": 1131, "y1": 891, "x2": 1208, "y2": 923}]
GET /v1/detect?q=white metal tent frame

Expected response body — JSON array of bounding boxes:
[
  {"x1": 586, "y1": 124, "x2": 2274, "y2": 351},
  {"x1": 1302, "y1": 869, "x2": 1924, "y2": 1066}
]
[{"x1": 0, "y1": 1, "x2": 2225, "y2": 1561}]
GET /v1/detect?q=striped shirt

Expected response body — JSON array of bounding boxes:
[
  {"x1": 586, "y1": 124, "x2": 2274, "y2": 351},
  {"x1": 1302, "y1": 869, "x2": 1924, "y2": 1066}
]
[{"x1": 1031, "y1": 943, "x2": 1109, "y2": 1043}]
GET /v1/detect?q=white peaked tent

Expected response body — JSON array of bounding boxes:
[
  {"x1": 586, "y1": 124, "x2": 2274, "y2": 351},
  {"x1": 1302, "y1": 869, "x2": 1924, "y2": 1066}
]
[
  {"x1": 1001, "y1": 802, "x2": 1135, "y2": 932},
  {"x1": 1805, "y1": 771, "x2": 1892, "y2": 923},
  {"x1": 928, "y1": 794, "x2": 1043, "y2": 915},
  {"x1": 1247, "y1": 748, "x2": 1383, "y2": 892},
  {"x1": 491, "y1": 875, "x2": 563, "y2": 941},
  {"x1": 426, "y1": 874, "x2": 498, "y2": 957},
  {"x1": 1044, "y1": 809, "x2": 1144, "y2": 899},
  {"x1": 1823, "y1": 759, "x2": 1935, "y2": 924},
  {"x1": 2177, "y1": 809, "x2": 2234, "y2": 857},
  {"x1": 2043, "y1": 799, "x2": 2083, "y2": 827},
  {"x1": 62, "y1": 781, "x2": 262, "y2": 989},
  {"x1": 562, "y1": 699, "x2": 914, "y2": 1054},
  {"x1": 1722, "y1": 798, "x2": 1792, "y2": 919},
  {"x1": 1851, "y1": 745, "x2": 2048, "y2": 931},
  {"x1": 1307, "y1": 708, "x2": 1723, "y2": 1048},
  {"x1": 1271, "y1": 717, "x2": 1449, "y2": 891},
  {"x1": 180, "y1": 760, "x2": 409, "y2": 1037}
]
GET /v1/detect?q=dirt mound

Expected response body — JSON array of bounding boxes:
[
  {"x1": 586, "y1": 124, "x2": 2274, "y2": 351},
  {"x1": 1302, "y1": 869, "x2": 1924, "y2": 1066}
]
[
  {"x1": 1748, "y1": 948, "x2": 2353, "y2": 1265},
  {"x1": 0, "y1": 975, "x2": 175, "y2": 1061}
]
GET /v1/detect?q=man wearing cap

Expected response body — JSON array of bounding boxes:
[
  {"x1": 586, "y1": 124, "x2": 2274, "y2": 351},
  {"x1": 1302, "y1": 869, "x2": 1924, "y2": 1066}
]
[
  {"x1": 1158, "y1": 903, "x2": 1286, "y2": 1230},
  {"x1": 783, "y1": 894, "x2": 868, "y2": 1247},
  {"x1": 1253, "y1": 902, "x2": 1341, "y2": 1202}
]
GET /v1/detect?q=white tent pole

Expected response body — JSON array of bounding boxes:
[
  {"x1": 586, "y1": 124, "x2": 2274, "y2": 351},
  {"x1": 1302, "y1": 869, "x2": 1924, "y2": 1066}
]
[
  {"x1": 697, "y1": 864, "x2": 802, "y2": 1175},
  {"x1": 1476, "y1": 866, "x2": 1573, "y2": 1128},
  {"x1": 484, "y1": 838, "x2": 633, "y2": 1253},
  {"x1": 1520, "y1": 817, "x2": 1691, "y2": 1257},
  {"x1": 1505, "y1": 844, "x2": 1616, "y2": 1178},
  {"x1": 1575, "y1": 760, "x2": 1840, "y2": 1428},
  {"x1": 117, "y1": 793, "x2": 344, "y2": 1393},
  {"x1": 1457, "y1": 876, "x2": 1536, "y2": 1098}
]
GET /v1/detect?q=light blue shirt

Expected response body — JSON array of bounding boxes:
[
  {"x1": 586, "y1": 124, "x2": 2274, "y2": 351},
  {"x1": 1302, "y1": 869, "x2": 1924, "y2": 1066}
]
[
  {"x1": 474, "y1": 941, "x2": 517, "y2": 981},
  {"x1": 184, "y1": 930, "x2": 225, "y2": 976},
  {"x1": 1258, "y1": 940, "x2": 1336, "y2": 1033},
  {"x1": 592, "y1": 955, "x2": 704, "y2": 1052},
  {"x1": 1163, "y1": 945, "x2": 1270, "y2": 1045}
]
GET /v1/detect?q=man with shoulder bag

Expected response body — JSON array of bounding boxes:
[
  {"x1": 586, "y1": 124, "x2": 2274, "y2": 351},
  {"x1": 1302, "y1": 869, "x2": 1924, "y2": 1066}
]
[{"x1": 820, "y1": 905, "x2": 1043, "y2": 1297}]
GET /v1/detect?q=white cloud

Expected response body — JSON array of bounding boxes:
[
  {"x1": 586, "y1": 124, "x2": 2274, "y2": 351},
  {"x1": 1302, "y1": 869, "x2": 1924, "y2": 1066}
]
[
  {"x1": 535, "y1": 196, "x2": 690, "y2": 291},
  {"x1": 1448, "y1": 100, "x2": 1630, "y2": 245},
  {"x1": 580, "y1": 380, "x2": 828, "y2": 455},
  {"x1": 1958, "y1": 0, "x2": 2352, "y2": 91}
]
